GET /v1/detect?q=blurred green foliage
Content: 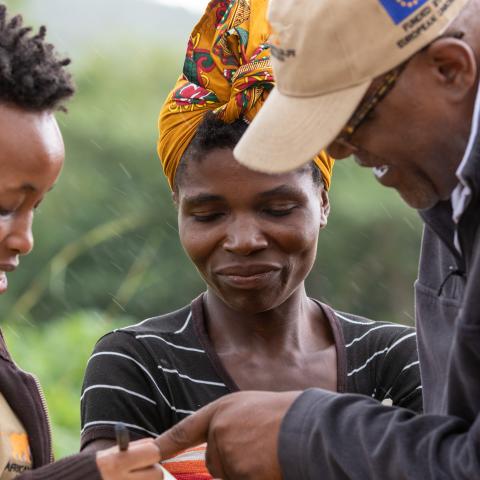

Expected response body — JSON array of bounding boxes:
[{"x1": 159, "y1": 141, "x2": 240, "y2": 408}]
[
  {"x1": 3, "y1": 312, "x2": 129, "y2": 458},
  {"x1": 0, "y1": 0, "x2": 422, "y2": 459},
  {"x1": 2, "y1": 45, "x2": 423, "y2": 328}
]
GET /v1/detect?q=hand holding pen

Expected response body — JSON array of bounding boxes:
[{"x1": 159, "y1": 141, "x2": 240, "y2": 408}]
[{"x1": 96, "y1": 422, "x2": 167, "y2": 479}]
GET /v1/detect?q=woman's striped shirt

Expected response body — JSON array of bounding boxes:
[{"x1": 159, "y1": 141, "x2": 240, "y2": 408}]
[{"x1": 80, "y1": 295, "x2": 422, "y2": 447}]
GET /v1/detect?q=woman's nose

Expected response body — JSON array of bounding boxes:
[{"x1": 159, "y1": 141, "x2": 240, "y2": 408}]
[
  {"x1": 6, "y1": 214, "x2": 34, "y2": 256},
  {"x1": 223, "y1": 219, "x2": 268, "y2": 256}
]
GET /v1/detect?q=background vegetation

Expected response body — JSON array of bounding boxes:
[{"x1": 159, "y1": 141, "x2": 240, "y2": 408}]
[{"x1": 1, "y1": 0, "x2": 422, "y2": 457}]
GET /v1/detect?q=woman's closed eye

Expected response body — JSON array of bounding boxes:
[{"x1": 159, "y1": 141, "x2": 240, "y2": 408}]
[
  {"x1": 264, "y1": 204, "x2": 298, "y2": 217},
  {"x1": 192, "y1": 211, "x2": 225, "y2": 222},
  {"x1": 0, "y1": 207, "x2": 14, "y2": 218},
  {"x1": 0, "y1": 198, "x2": 43, "y2": 218}
]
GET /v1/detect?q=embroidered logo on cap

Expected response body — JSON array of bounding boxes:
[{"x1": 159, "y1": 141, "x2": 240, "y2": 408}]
[
  {"x1": 269, "y1": 24, "x2": 296, "y2": 62},
  {"x1": 270, "y1": 45, "x2": 296, "y2": 62},
  {"x1": 379, "y1": 0, "x2": 430, "y2": 24}
]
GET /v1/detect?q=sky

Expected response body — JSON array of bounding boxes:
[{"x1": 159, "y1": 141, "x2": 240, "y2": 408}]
[{"x1": 146, "y1": 0, "x2": 209, "y2": 13}]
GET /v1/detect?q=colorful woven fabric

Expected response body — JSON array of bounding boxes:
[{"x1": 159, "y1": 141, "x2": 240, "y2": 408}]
[
  {"x1": 162, "y1": 444, "x2": 212, "y2": 480},
  {"x1": 157, "y1": 0, "x2": 334, "y2": 190}
]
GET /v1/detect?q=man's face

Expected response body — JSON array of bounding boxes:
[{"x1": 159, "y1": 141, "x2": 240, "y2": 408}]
[{"x1": 328, "y1": 48, "x2": 474, "y2": 210}]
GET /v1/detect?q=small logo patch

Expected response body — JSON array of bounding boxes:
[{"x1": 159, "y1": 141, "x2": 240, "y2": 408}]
[
  {"x1": 379, "y1": 0, "x2": 430, "y2": 24},
  {"x1": 9, "y1": 433, "x2": 31, "y2": 463},
  {"x1": 270, "y1": 45, "x2": 296, "y2": 62},
  {"x1": 268, "y1": 25, "x2": 296, "y2": 62}
]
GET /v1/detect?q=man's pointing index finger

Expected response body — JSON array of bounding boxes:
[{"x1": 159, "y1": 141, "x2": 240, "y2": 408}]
[{"x1": 154, "y1": 399, "x2": 217, "y2": 460}]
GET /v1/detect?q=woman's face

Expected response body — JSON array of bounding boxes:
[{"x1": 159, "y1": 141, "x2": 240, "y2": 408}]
[
  {"x1": 176, "y1": 148, "x2": 329, "y2": 314},
  {"x1": 0, "y1": 104, "x2": 64, "y2": 294}
]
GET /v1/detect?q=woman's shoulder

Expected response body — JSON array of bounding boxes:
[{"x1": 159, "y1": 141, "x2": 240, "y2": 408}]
[
  {"x1": 331, "y1": 308, "x2": 415, "y2": 349},
  {"x1": 117, "y1": 303, "x2": 193, "y2": 337},
  {"x1": 91, "y1": 302, "x2": 203, "y2": 362},
  {"x1": 328, "y1": 307, "x2": 422, "y2": 411}
]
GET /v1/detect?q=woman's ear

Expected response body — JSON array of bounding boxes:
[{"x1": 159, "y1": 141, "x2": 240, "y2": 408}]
[
  {"x1": 172, "y1": 190, "x2": 179, "y2": 210},
  {"x1": 319, "y1": 187, "x2": 330, "y2": 229}
]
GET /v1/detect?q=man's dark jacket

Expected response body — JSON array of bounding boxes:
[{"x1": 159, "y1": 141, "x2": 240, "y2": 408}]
[{"x1": 279, "y1": 132, "x2": 480, "y2": 478}]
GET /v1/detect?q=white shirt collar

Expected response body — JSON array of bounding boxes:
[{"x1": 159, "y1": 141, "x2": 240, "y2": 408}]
[{"x1": 451, "y1": 80, "x2": 480, "y2": 251}]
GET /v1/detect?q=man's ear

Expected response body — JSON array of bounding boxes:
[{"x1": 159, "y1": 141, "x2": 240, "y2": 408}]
[
  {"x1": 426, "y1": 37, "x2": 477, "y2": 102},
  {"x1": 319, "y1": 188, "x2": 330, "y2": 229}
]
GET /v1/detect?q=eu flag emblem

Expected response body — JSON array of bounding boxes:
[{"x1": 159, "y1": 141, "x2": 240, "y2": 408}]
[{"x1": 379, "y1": 0, "x2": 430, "y2": 24}]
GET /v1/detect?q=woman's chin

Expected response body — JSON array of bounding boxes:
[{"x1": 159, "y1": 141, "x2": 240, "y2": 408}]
[{"x1": 216, "y1": 290, "x2": 287, "y2": 315}]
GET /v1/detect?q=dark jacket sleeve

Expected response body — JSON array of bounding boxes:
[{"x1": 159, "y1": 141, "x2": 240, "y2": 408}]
[
  {"x1": 279, "y1": 389, "x2": 479, "y2": 480},
  {"x1": 18, "y1": 452, "x2": 101, "y2": 480},
  {"x1": 278, "y1": 210, "x2": 480, "y2": 479}
]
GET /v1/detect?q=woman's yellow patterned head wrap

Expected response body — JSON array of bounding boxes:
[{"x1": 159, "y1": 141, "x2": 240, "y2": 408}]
[{"x1": 158, "y1": 0, "x2": 334, "y2": 190}]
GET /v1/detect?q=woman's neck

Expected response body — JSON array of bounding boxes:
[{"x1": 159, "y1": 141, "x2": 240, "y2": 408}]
[{"x1": 203, "y1": 287, "x2": 331, "y2": 356}]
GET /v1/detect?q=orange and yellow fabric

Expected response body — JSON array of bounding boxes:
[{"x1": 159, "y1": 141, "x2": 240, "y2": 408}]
[
  {"x1": 162, "y1": 444, "x2": 211, "y2": 480},
  {"x1": 157, "y1": 0, "x2": 334, "y2": 190}
]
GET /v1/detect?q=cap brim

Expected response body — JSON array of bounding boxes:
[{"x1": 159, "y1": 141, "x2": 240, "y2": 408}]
[{"x1": 234, "y1": 81, "x2": 371, "y2": 173}]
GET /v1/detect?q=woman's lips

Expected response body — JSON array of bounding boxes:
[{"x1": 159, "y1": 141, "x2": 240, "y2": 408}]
[
  {"x1": 0, "y1": 271, "x2": 7, "y2": 294},
  {"x1": 217, "y1": 270, "x2": 280, "y2": 289},
  {"x1": 0, "y1": 264, "x2": 17, "y2": 294},
  {"x1": 215, "y1": 265, "x2": 281, "y2": 289}
]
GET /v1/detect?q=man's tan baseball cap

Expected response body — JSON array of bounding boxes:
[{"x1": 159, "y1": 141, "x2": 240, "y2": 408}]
[{"x1": 234, "y1": 0, "x2": 469, "y2": 173}]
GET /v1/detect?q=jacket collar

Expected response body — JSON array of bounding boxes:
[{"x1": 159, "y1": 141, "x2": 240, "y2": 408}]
[
  {"x1": 453, "y1": 80, "x2": 480, "y2": 218},
  {"x1": 458, "y1": 130, "x2": 480, "y2": 204},
  {"x1": 419, "y1": 200, "x2": 465, "y2": 268},
  {"x1": 419, "y1": 88, "x2": 480, "y2": 263}
]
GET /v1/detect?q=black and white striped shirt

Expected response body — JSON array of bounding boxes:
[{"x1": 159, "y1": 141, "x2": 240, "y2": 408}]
[{"x1": 80, "y1": 295, "x2": 422, "y2": 447}]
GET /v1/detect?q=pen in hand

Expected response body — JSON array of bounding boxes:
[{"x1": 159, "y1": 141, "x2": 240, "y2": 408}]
[{"x1": 115, "y1": 423, "x2": 130, "y2": 452}]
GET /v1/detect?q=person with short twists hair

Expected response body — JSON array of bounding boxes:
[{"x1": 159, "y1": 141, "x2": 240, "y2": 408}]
[
  {"x1": 81, "y1": 1, "x2": 421, "y2": 478},
  {"x1": 0, "y1": 4, "x2": 166, "y2": 479},
  {"x1": 0, "y1": 7, "x2": 73, "y2": 111}
]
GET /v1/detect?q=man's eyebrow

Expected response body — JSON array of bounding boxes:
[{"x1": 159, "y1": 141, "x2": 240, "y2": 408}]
[
  {"x1": 257, "y1": 184, "x2": 305, "y2": 198},
  {"x1": 182, "y1": 193, "x2": 225, "y2": 206}
]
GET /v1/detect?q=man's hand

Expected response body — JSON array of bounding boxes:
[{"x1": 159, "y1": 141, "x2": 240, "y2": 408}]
[
  {"x1": 155, "y1": 391, "x2": 301, "y2": 480},
  {"x1": 96, "y1": 438, "x2": 166, "y2": 479}
]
